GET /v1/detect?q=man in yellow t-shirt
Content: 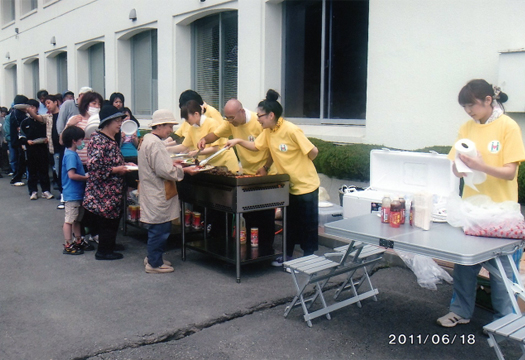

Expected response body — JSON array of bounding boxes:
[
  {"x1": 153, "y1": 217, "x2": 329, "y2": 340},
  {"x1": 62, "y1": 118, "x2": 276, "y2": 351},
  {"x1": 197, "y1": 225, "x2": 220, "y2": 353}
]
[
  {"x1": 198, "y1": 99, "x2": 274, "y2": 175},
  {"x1": 198, "y1": 99, "x2": 276, "y2": 255}
]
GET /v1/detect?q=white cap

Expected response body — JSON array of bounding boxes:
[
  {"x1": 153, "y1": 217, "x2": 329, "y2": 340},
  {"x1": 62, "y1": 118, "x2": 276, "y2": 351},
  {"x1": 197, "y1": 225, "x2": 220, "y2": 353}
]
[{"x1": 78, "y1": 86, "x2": 93, "y2": 95}]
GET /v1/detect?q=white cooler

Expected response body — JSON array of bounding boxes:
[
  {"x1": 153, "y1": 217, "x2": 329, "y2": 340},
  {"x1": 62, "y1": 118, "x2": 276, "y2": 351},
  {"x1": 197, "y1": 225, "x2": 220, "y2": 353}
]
[{"x1": 343, "y1": 149, "x2": 460, "y2": 218}]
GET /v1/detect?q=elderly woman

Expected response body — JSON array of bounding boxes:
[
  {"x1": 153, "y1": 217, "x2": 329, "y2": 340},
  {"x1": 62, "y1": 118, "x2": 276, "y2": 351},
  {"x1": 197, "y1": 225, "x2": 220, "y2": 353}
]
[
  {"x1": 83, "y1": 105, "x2": 132, "y2": 260},
  {"x1": 139, "y1": 109, "x2": 199, "y2": 273}
]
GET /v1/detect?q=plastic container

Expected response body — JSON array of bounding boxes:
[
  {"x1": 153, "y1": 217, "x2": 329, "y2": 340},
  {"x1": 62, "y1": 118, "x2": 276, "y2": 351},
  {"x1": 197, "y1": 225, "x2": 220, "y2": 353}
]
[
  {"x1": 318, "y1": 204, "x2": 344, "y2": 233},
  {"x1": 389, "y1": 197, "x2": 402, "y2": 228},
  {"x1": 381, "y1": 195, "x2": 391, "y2": 223}
]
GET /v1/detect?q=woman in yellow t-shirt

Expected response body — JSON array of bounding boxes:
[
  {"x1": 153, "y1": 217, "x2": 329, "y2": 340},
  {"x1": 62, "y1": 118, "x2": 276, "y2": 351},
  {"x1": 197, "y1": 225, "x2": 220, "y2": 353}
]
[
  {"x1": 168, "y1": 100, "x2": 239, "y2": 172},
  {"x1": 437, "y1": 79, "x2": 525, "y2": 328},
  {"x1": 226, "y1": 90, "x2": 320, "y2": 264}
]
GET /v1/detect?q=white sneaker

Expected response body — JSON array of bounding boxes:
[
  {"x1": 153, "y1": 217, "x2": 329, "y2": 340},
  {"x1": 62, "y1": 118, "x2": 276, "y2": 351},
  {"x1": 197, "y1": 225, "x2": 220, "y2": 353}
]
[
  {"x1": 436, "y1": 312, "x2": 470, "y2": 328},
  {"x1": 42, "y1": 191, "x2": 54, "y2": 199},
  {"x1": 30, "y1": 192, "x2": 38, "y2": 200}
]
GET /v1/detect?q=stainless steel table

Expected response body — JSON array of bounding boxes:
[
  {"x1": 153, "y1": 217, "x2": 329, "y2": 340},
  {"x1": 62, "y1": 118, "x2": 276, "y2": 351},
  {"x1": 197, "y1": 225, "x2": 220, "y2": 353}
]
[{"x1": 325, "y1": 214, "x2": 525, "y2": 314}]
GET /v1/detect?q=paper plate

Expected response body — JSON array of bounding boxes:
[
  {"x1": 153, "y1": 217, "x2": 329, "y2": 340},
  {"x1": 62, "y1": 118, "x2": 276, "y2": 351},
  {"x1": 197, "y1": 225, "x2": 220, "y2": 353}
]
[
  {"x1": 121, "y1": 120, "x2": 138, "y2": 135},
  {"x1": 84, "y1": 122, "x2": 99, "y2": 139},
  {"x1": 319, "y1": 201, "x2": 334, "y2": 208}
]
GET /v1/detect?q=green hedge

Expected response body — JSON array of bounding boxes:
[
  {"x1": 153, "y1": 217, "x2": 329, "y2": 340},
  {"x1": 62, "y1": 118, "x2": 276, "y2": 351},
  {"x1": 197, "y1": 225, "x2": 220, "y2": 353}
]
[{"x1": 309, "y1": 138, "x2": 525, "y2": 204}]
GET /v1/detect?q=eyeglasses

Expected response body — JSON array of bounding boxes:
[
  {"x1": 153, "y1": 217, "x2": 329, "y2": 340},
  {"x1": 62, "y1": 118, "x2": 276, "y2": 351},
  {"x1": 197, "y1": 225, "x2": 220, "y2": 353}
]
[
  {"x1": 114, "y1": 118, "x2": 124, "y2": 123},
  {"x1": 256, "y1": 113, "x2": 268, "y2": 119}
]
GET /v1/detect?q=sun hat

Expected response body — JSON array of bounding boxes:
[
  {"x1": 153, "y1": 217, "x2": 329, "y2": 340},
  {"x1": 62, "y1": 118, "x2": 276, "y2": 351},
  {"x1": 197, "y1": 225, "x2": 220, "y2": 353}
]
[
  {"x1": 149, "y1": 109, "x2": 179, "y2": 127},
  {"x1": 78, "y1": 86, "x2": 93, "y2": 95},
  {"x1": 98, "y1": 105, "x2": 125, "y2": 128}
]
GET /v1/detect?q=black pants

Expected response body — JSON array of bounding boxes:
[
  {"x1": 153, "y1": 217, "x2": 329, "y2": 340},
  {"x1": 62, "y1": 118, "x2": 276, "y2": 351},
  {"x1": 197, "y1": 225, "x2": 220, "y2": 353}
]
[
  {"x1": 27, "y1": 145, "x2": 51, "y2": 195},
  {"x1": 285, "y1": 188, "x2": 319, "y2": 258},
  {"x1": 87, "y1": 211, "x2": 120, "y2": 255},
  {"x1": 11, "y1": 144, "x2": 26, "y2": 182}
]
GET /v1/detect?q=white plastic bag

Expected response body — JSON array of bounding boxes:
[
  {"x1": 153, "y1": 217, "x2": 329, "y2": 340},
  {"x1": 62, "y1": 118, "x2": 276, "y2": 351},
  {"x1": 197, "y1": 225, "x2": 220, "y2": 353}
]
[
  {"x1": 396, "y1": 250, "x2": 453, "y2": 290},
  {"x1": 446, "y1": 193, "x2": 525, "y2": 239}
]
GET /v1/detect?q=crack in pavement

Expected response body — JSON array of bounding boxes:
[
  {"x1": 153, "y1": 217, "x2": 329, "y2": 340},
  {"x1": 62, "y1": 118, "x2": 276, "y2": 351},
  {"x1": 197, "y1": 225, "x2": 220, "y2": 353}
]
[{"x1": 78, "y1": 266, "x2": 391, "y2": 360}]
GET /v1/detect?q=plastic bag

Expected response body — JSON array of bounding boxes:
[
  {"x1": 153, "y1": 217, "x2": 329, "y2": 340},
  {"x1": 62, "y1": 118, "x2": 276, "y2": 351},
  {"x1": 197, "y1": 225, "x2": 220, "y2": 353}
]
[
  {"x1": 446, "y1": 193, "x2": 525, "y2": 239},
  {"x1": 396, "y1": 250, "x2": 453, "y2": 290}
]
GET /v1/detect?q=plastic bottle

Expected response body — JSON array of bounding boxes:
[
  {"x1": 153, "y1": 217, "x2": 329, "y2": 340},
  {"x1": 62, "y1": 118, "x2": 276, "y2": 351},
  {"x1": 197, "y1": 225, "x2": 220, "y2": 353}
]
[
  {"x1": 389, "y1": 196, "x2": 402, "y2": 228},
  {"x1": 381, "y1": 195, "x2": 391, "y2": 223},
  {"x1": 409, "y1": 200, "x2": 414, "y2": 226},
  {"x1": 240, "y1": 214, "x2": 247, "y2": 244},
  {"x1": 399, "y1": 196, "x2": 406, "y2": 225}
]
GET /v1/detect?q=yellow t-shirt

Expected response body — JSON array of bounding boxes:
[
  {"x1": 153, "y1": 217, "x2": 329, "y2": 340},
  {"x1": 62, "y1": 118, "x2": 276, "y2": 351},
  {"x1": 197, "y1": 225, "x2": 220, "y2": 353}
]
[
  {"x1": 214, "y1": 109, "x2": 275, "y2": 175},
  {"x1": 174, "y1": 104, "x2": 223, "y2": 138},
  {"x1": 182, "y1": 115, "x2": 239, "y2": 172},
  {"x1": 448, "y1": 114, "x2": 525, "y2": 202},
  {"x1": 204, "y1": 104, "x2": 224, "y2": 123},
  {"x1": 254, "y1": 119, "x2": 320, "y2": 195},
  {"x1": 174, "y1": 121, "x2": 191, "y2": 138}
]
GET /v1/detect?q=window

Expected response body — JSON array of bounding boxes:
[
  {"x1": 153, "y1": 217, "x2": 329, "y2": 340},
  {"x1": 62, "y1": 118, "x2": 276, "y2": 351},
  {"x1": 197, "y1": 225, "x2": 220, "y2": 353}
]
[
  {"x1": 2, "y1": 0, "x2": 15, "y2": 25},
  {"x1": 20, "y1": 0, "x2": 38, "y2": 15},
  {"x1": 284, "y1": 0, "x2": 369, "y2": 122},
  {"x1": 5, "y1": 65, "x2": 17, "y2": 102},
  {"x1": 56, "y1": 52, "x2": 68, "y2": 93},
  {"x1": 131, "y1": 30, "x2": 157, "y2": 116},
  {"x1": 89, "y1": 43, "x2": 105, "y2": 97},
  {"x1": 31, "y1": 60, "x2": 39, "y2": 98},
  {"x1": 193, "y1": 11, "x2": 238, "y2": 111}
]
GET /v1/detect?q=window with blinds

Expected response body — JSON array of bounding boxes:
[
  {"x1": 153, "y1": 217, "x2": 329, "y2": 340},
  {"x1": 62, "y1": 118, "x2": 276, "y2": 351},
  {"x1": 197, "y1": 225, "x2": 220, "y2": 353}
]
[
  {"x1": 284, "y1": 0, "x2": 369, "y2": 123},
  {"x1": 89, "y1": 43, "x2": 105, "y2": 98},
  {"x1": 193, "y1": 11, "x2": 238, "y2": 111},
  {"x1": 131, "y1": 30, "x2": 158, "y2": 116}
]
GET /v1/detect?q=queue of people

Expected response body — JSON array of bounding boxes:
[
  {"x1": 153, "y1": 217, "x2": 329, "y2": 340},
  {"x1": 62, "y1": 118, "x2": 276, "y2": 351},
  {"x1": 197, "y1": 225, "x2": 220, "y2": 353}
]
[{"x1": 1, "y1": 87, "x2": 323, "y2": 272}]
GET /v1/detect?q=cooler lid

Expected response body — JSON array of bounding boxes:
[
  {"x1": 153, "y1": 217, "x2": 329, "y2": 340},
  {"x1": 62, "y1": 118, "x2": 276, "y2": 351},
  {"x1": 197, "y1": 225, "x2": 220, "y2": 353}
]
[{"x1": 369, "y1": 149, "x2": 459, "y2": 197}]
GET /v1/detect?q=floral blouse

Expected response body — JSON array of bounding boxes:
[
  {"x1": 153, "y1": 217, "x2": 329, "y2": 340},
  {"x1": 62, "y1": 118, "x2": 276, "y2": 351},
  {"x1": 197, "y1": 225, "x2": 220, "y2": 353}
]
[{"x1": 83, "y1": 131, "x2": 125, "y2": 219}]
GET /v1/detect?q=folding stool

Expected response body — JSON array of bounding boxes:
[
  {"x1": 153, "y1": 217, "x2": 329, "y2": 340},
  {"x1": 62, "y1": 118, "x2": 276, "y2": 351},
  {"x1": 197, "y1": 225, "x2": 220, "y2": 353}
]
[{"x1": 283, "y1": 241, "x2": 383, "y2": 327}]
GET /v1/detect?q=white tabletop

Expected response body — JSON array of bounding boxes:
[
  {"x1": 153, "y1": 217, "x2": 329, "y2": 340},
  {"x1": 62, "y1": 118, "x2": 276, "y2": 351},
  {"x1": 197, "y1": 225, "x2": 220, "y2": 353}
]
[{"x1": 325, "y1": 214, "x2": 523, "y2": 266}]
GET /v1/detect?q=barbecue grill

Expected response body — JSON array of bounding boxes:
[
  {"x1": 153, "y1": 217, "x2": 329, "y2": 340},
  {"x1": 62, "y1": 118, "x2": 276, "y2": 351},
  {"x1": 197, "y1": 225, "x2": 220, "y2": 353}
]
[{"x1": 177, "y1": 172, "x2": 290, "y2": 282}]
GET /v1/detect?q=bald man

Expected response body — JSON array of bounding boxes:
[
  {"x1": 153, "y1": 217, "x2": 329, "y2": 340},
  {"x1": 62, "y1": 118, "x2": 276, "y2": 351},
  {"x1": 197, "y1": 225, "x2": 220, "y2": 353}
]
[
  {"x1": 198, "y1": 99, "x2": 273, "y2": 175},
  {"x1": 198, "y1": 99, "x2": 276, "y2": 256}
]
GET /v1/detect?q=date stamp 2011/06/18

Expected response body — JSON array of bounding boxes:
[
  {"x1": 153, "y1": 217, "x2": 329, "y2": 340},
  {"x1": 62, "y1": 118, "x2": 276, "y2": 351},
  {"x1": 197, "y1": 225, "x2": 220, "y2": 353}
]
[{"x1": 389, "y1": 333, "x2": 476, "y2": 345}]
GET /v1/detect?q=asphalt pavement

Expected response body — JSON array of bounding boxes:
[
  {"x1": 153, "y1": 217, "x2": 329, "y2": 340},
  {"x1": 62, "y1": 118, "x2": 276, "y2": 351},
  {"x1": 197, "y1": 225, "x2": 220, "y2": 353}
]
[{"x1": 0, "y1": 174, "x2": 521, "y2": 360}]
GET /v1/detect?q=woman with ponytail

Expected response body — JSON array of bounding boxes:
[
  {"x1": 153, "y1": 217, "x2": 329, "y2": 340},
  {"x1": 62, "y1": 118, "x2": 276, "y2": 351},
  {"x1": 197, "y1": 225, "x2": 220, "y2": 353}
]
[
  {"x1": 226, "y1": 90, "x2": 320, "y2": 265},
  {"x1": 437, "y1": 79, "x2": 525, "y2": 328}
]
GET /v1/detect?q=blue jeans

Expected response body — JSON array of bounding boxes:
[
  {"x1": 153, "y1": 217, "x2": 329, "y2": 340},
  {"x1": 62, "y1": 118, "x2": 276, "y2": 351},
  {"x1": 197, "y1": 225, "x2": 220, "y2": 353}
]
[
  {"x1": 450, "y1": 249, "x2": 522, "y2": 320},
  {"x1": 147, "y1": 222, "x2": 172, "y2": 268},
  {"x1": 8, "y1": 142, "x2": 17, "y2": 173}
]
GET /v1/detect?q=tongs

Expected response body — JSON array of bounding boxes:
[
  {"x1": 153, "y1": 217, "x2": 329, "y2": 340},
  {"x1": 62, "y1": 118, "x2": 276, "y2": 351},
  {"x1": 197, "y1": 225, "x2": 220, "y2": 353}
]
[
  {"x1": 199, "y1": 147, "x2": 228, "y2": 167},
  {"x1": 193, "y1": 148, "x2": 202, "y2": 159}
]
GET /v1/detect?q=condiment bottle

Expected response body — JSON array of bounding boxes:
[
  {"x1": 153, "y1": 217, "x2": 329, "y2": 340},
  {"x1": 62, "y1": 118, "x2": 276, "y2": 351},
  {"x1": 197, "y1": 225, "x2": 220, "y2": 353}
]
[
  {"x1": 381, "y1": 195, "x2": 391, "y2": 223},
  {"x1": 399, "y1": 196, "x2": 406, "y2": 225},
  {"x1": 240, "y1": 214, "x2": 247, "y2": 244},
  {"x1": 389, "y1": 196, "x2": 402, "y2": 228}
]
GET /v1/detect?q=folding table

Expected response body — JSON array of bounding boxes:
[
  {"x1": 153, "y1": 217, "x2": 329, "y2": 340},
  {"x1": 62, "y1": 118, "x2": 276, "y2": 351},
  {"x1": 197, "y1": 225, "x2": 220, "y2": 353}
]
[{"x1": 325, "y1": 214, "x2": 525, "y2": 360}]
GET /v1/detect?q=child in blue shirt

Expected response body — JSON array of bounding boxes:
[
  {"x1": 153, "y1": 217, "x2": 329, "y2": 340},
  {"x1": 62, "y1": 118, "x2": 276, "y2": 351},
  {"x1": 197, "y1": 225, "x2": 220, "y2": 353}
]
[{"x1": 61, "y1": 126, "x2": 93, "y2": 255}]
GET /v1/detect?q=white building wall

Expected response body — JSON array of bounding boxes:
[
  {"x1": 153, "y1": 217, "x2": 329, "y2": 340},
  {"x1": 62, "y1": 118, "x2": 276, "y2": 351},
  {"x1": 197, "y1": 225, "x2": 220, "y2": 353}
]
[
  {"x1": 366, "y1": 0, "x2": 525, "y2": 149},
  {"x1": 0, "y1": 0, "x2": 524, "y2": 149}
]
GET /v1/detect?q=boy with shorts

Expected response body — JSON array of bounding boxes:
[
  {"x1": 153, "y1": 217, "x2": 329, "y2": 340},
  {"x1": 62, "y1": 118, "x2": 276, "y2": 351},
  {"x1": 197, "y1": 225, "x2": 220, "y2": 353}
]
[{"x1": 61, "y1": 126, "x2": 93, "y2": 255}]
